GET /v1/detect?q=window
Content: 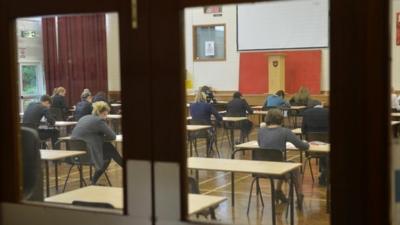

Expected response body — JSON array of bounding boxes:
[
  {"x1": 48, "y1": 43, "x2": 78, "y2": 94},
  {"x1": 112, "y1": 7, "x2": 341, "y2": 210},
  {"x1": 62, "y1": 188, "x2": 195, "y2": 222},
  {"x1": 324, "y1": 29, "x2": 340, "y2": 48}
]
[{"x1": 193, "y1": 24, "x2": 226, "y2": 61}]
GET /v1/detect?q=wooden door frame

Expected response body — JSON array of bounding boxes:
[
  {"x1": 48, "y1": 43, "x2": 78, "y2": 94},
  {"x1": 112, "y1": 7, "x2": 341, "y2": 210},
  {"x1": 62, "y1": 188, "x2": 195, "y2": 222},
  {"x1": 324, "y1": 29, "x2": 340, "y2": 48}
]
[{"x1": 0, "y1": 0, "x2": 391, "y2": 224}]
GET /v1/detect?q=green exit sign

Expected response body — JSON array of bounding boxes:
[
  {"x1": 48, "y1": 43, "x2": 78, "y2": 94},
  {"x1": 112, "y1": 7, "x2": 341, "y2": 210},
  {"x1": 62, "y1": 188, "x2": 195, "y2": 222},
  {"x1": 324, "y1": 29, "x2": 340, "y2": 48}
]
[{"x1": 21, "y1": 30, "x2": 39, "y2": 38}]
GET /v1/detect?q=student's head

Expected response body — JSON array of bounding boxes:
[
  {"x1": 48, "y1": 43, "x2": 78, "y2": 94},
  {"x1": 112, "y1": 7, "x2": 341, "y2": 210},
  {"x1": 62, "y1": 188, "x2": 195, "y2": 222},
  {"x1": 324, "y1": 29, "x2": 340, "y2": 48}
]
[
  {"x1": 233, "y1": 91, "x2": 242, "y2": 99},
  {"x1": 55, "y1": 87, "x2": 66, "y2": 96},
  {"x1": 265, "y1": 109, "x2": 284, "y2": 126},
  {"x1": 40, "y1": 95, "x2": 52, "y2": 108},
  {"x1": 275, "y1": 90, "x2": 285, "y2": 98},
  {"x1": 95, "y1": 91, "x2": 106, "y2": 98},
  {"x1": 295, "y1": 86, "x2": 310, "y2": 102},
  {"x1": 92, "y1": 101, "x2": 110, "y2": 119},
  {"x1": 81, "y1": 88, "x2": 92, "y2": 101},
  {"x1": 194, "y1": 91, "x2": 207, "y2": 103}
]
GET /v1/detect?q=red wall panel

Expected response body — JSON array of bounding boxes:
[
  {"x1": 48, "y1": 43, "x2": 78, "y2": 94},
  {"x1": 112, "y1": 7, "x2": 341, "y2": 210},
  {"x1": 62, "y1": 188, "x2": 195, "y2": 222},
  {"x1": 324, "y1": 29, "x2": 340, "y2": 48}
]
[{"x1": 239, "y1": 50, "x2": 322, "y2": 94}]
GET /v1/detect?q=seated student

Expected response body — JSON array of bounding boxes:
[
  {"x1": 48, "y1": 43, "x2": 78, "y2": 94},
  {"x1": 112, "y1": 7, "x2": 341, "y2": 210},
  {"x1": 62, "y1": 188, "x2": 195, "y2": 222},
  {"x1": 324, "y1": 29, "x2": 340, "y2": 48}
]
[
  {"x1": 289, "y1": 86, "x2": 321, "y2": 108},
  {"x1": 92, "y1": 91, "x2": 110, "y2": 105},
  {"x1": 263, "y1": 90, "x2": 290, "y2": 109},
  {"x1": 258, "y1": 109, "x2": 309, "y2": 208},
  {"x1": 22, "y1": 95, "x2": 60, "y2": 148},
  {"x1": 190, "y1": 91, "x2": 222, "y2": 152},
  {"x1": 226, "y1": 91, "x2": 254, "y2": 142},
  {"x1": 200, "y1": 85, "x2": 217, "y2": 104},
  {"x1": 71, "y1": 101, "x2": 123, "y2": 184},
  {"x1": 301, "y1": 107, "x2": 329, "y2": 186},
  {"x1": 51, "y1": 87, "x2": 68, "y2": 120},
  {"x1": 74, "y1": 89, "x2": 93, "y2": 121},
  {"x1": 392, "y1": 87, "x2": 400, "y2": 112}
]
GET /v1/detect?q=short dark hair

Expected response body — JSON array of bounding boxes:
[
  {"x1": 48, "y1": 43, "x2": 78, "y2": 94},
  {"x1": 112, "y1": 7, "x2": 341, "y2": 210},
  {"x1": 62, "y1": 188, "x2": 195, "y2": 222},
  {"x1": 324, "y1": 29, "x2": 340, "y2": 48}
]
[
  {"x1": 275, "y1": 90, "x2": 285, "y2": 98},
  {"x1": 40, "y1": 95, "x2": 52, "y2": 104},
  {"x1": 233, "y1": 91, "x2": 242, "y2": 99},
  {"x1": 265, "y1": 109, "x2": 284, "y2": 125}
]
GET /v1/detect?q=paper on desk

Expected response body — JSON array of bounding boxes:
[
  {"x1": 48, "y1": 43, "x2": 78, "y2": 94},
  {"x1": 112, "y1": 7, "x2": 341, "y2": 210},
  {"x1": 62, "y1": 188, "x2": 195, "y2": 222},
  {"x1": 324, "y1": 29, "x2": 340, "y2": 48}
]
[{"x1": 286, "y1": 142, "x2": 296, "y2": 149}]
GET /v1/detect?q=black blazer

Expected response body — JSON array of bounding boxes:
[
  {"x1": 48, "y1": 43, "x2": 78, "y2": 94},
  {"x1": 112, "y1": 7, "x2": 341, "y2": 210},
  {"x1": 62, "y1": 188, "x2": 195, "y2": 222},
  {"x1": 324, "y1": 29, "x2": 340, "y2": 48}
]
[
  {"x1": 22, "y1": 102, "x2": 56, "y2": 129},
  {"x1": 52, "y1": 94, "x2": 68, "y2": 113},
  {"x1": 301, "y1": 108, "x2": 329, "y2": 133},
  {"x1": 74, "y1": 100, "x2": 93, "y2": 121},
  {"x1": 226, "y1": 98, "x2": 253, "y2": 117}
]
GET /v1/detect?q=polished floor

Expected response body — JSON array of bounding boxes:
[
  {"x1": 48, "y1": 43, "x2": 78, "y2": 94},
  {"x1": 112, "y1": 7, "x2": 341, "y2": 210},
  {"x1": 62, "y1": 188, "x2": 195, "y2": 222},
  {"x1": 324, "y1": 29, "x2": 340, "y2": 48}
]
[{"x1": 36, "y1": 117, "x2": 330, "y2": 225}]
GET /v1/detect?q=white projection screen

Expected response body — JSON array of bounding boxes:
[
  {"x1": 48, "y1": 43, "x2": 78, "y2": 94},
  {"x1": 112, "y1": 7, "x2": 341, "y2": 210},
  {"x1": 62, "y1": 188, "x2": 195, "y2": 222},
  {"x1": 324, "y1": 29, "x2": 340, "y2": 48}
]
[{"x1": 237, "y1": 0, "x2": 329, "y2": 51}]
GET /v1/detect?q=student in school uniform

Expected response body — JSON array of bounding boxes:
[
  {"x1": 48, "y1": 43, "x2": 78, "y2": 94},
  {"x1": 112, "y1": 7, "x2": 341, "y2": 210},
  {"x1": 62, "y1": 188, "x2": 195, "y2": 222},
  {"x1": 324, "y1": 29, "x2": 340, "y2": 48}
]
[
  {"x1": 289, "y1": 86, "x2": 321, "y2": 108},
  {"x1": 51, "y1": 87, "x2": 68, "y2": 120},
  {"x1": 71, "y1": 101, "x2": 123, "y2": 184},
  {"x1": 190, "y1": 91, "x2": 222, "y2": 154},
  {"x1": 92, "y1": 91, "x2": 110, "y2": 106},
  {"x1": 226, "y1": 91, "x2": 254, "y2": 142},
  {"x1": 258, "y1": 109, "x2": 309, "y2": 208},
  {"x1": 301, "y1": 106, "x2": 329, "y2": 186},
  {"x1": 74, "y1": 89, "x2": 93, "y2": 121},
  {"x1": 22, "y1": 95, "x2": 60, "y2": 148},
  {"x1": 263, "y1": 90, "x2": 290, "y2": 109},
  {"x1": 392, "y1": 87, "x2": 400, "y2": 112}
]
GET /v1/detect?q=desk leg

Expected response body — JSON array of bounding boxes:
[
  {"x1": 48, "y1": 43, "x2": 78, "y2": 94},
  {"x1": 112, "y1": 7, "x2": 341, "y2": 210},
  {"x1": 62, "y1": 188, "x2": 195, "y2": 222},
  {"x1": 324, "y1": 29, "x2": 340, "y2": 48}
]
[
  {"x1": 231, "y1": 172, "x2": 235, "y2": 207},
  {"x1": 290, "y1": 173, "x2": 295, "y2": 225},
  {"x1": 230, "y1": 129, "x2": 234, "y2": 152},
  {"x1": 45, "y1": 161, "x2": 50, "y2": 197},
  {"x1": 55, "y1": 161, "x2": 58, "y2": 192},
  {"x1": 300, "y1": 151, "x2": 303, "y2": 173},
  {"x1": 270, "y1": 178, "x2": 276, "y2": 225}
]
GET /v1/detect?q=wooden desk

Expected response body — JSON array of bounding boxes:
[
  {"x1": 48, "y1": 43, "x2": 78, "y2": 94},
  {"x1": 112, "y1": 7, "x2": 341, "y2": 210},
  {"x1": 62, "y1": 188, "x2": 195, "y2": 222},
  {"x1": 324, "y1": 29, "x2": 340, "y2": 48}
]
[
  {"x1": 186, "y1": 125, "x2": 211, "y2": 131},
  {"x1": 111, "y1": 103, "x2": 121, "y2": 107},
  {"x1": 107, "y1": 114, "x2": 122, "y2": 119},
  {"x1": 58, "y1": 135, "x2": 122, "y2": 143},
  {"x1": 188, "y1": 157, "x2": 300, "y2": 225},
  {"x1": 54, "y1": 121, "x2": 78, "y2": 127},
  {"x1": 186, "y1": 125, "x2": 212, "y2": 157},
  {"x1": 222, "y1": 117, "x2": 248, "y2": 152},
  {"x1": 251, "y1": 105, "x2": 263, "y2": 110},
  {"x1": 40, "y1": 150, "x2": 86, "y2": 197},
  {"x1": 189, "y1": 194, "x2": 226, "y2": 215},
  {"x1": 46, "y1": 186, "x2": 225, "y2": 216},
  {"x1": 292, "y1": 128, "x2": 302, "y2": 135},
  {"x1": 392, "y1": 112, "x2": 400, "y2": 118},
  {"x1": 392, "y1": 121, "x2": 400, "y2": 126}
]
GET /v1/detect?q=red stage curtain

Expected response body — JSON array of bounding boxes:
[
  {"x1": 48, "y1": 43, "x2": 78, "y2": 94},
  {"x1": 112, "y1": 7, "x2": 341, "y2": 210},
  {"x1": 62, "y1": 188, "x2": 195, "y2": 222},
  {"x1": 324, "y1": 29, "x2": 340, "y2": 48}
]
[{"x1": 42, "y1": 14, "x2": 108, "y2": 106}]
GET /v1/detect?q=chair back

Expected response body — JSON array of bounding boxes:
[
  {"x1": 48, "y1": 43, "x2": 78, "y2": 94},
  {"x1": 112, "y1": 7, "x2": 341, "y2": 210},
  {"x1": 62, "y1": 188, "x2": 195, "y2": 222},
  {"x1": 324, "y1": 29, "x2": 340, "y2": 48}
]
[
  {"x1": 72, "y1": 201, "x2": 114, "y2": 209},
  {"x1": 20, "y1": 127, "x2": 43, "y2": 201},
  {"x1": 305, "y1": 132, "x2": 329, "y2": 142},
  {"x1": 65, "y1": 139, "x2": 93, "y2": 165},
  {"x1": 252, "y1": 148, "x2": 285, "y2": 162}
]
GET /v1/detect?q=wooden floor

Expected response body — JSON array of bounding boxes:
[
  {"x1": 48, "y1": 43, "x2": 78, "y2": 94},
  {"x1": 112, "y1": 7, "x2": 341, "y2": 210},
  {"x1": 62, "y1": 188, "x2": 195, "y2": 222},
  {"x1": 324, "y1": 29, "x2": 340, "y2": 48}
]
[{"x1": 39, "y1": 118, "x2": 330, "y2": 225}]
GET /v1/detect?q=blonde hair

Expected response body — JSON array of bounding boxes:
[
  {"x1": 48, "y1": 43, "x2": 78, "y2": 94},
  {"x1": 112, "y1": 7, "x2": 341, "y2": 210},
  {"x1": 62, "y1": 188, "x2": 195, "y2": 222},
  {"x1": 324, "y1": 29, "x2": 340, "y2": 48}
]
[
  {"x1": 54, "y1": 86, "x2": 66, "y2": 95},
  {"x1": 294, "y1": 86, "x2": 310, "y2": 104},
  {"x1": 92, "y1": 101, "x2": 110, "y2": 116},
  {"x1": 194, "y1": 90, "x2": 207, "y2": 103}
]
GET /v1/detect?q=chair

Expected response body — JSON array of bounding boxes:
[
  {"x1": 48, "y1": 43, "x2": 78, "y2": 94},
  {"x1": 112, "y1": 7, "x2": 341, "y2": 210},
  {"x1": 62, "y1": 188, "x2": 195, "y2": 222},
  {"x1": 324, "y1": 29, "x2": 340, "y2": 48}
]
[
  {"x1": 187, "y1": 177, "x2": 217, "y2": 220},
  {"x1": 246, "y1": 148, "x2": 294, "y2": 218},
  {"x1": 303, "y1": 132, "x2": 329, "y2": 183},
  {"x1": 188, "y1": 120, "x2": 220, "y2": 158},
  {"x1": 57, "y1": 139, "x2": 112, "y2": 191},
  {"x1": 72, "y1": 201, "x2": 114, "y2": 209},
  {"x1": 20, "y1": 127, "x2": 43, "y2": 201},
  {"x1": 21, "y1": 123, "x2": 50, "y2": 149}
]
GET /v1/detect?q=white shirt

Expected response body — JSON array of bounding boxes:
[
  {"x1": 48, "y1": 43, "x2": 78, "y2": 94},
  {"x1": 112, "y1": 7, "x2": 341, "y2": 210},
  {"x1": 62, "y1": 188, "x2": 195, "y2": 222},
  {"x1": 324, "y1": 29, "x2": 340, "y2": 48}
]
[{"x1": 392, "y1": 93, "x2": 400, "y2": 111}]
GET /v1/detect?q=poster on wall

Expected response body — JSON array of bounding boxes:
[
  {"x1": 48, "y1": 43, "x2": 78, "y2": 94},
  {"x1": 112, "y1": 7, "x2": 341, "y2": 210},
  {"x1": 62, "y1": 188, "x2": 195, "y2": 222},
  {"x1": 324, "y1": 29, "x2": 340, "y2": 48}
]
[
  {"x1": 397, "y1": 13, "x2": 400, "y2": 45},
  {"x1": 205, "y1": 41, "x2": 215, "y2": 56}
]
